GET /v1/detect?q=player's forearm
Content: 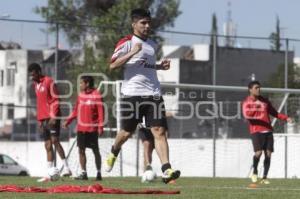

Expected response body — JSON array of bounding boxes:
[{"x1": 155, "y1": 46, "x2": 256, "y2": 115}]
[
  {"x1": 110, "y1": 51, "x2": 136, "y2": 70},
  {"x1": 155, "y1": 64, "x2": 164, "y2": 70},
  {"x1": 97, "y1": 104, "x2": 104, "y2": 131},
  {"x1": 277, "y1": 113, "x2": 288, "y2": 121}
]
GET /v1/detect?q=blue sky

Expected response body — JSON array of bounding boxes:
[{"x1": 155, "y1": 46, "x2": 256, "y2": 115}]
[{"x1": 1, "y1": 0, "x2": 300, "y2": 54}]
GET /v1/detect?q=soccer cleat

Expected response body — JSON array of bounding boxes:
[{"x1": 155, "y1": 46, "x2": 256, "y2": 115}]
[
  {"x1": 260, "y1": 179, "x2": 270, "y2": 185},
  {"x1": 96, "y1": 172, "x2": 102, "y2": 181},
  {"x1": 74, "y1": 172, "x2": 88, "y2": 180},
  {"x1": 162, "y1": 169, "x2": 181, "y2": 184},
  {"x1": 105, "y1": 153, "x2": 117, "y2": 172},
  {"x1": 61, "y1": 168, "x2": 72, "y2": 177},
  {"x1": 37, "y1": 177, "x2": 50, "y2": 183},
  {"x1": 251, "y1": 174, "x2": 258, "y2": 183}
]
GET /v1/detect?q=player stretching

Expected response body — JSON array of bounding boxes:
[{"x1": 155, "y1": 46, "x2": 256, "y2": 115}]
[
  {"x1": 63, "y1": 76, "x2": 104, "y2": 180},
  {"x1": 28, "y1": 63, "x2": 71, "y2": 180},
  {"x1": 242, "y1": 81, "x2": 293, "y2": 184},
  {"x1": 105, "y1": 8, "x2": 180, "y2": 183}
]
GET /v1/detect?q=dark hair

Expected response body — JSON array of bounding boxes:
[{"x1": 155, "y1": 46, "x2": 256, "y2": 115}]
[
  {"x1": 131, "y1": 8, "x2": 151, "y2": 21},
  {"x1": 81, "y1": 76, "x2": 94, "y2": 88},
  {"x1": 28, "y1": 63, "x2": 41, "y2": 73},
  {"x1": 248, "y1": 80, "x2": 261, "y2": 89}
]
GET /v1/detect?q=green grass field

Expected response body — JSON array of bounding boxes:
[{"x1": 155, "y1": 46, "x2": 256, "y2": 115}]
[{"x1": 1, "y1": 176, "x2": 300, "y2": 198}]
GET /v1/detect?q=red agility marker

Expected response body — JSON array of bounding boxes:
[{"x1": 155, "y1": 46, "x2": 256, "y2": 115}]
[
  {"x1": 248, "y1": 183, "x2": 258, "y2": 189},
  {"x1": 0, "y1": 184, "x2": 180, "y2": 194}
]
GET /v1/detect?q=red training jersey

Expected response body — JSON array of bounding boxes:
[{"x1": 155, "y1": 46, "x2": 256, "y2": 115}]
[
  {"x1": 65, "y1": 88, "x2": 104, "y2": 134},
  {"x1": 33, "y1": 76, "x2": 60, "y2": 121},
  {"x1": 242, "y1": 95, "x2": 288, "y2": 134}
]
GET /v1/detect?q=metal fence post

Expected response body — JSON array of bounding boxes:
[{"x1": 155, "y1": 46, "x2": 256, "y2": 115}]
[
  {"x1": 212, "y1": 34, "x2": 217, "y2": 178},
  {"x1": 284, "y1": 38, "x2": 289, "y2": 178},
  {"x1": 53, "y1": 22, "x2": 59, "y2": 167}
]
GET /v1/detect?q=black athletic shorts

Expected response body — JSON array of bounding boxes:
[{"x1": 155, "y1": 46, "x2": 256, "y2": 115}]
[
  {"x1": 139, "y1": 127, "x2": 154, "y2": 142},
  {"x1": 120, "y1": 96, "x2": 168, "y2": 132},
  {"x1": 77, "y1": 132, "x2": 99, "y2": 149},
  {"x1": 40, "y1": 119, "x2": 60, "y2": 141},
  {"x1": 251, "y1": 132, "x2": 274, "y2": 152}
]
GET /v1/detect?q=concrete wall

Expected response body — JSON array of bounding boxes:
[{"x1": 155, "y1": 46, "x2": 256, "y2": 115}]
[{"x1": 1, "y1": 137, "x2": 300, "y2": 178}]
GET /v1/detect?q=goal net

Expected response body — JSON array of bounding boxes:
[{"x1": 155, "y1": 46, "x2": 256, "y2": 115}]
[{"x1": 65, "y1": 81, "x2": 300, "y2": 178}]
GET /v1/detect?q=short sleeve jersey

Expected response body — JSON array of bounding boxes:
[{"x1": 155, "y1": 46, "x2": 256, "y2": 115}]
[{"x1": 111, "y1": 35, "x2": 161, "y2": 96}]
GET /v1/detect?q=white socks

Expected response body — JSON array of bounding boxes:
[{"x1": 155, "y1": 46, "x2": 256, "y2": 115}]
[{"x1": 47, "y1": 161, "x2": 54, "y2": 169}]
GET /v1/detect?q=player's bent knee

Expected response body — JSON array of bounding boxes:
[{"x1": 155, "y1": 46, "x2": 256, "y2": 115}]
[
  {"x1": 143, "y1": 141, "x2": 151, "y2": 148},
  {"x1": 52, "y1": 140, "x2": 60, "y2": 146},
  {"x1": 44, "y1": 142, "x2": 52, "y2": 151},
  {"x1": 120, "y1": 130, "x2": 131, "y2": 140},
  {"x1": 255, "y1": 151, "x2": 262, "y2": 157},
  {"x1": 151, "y1": 127, "x2": 166, "y2": 138},
  {"x1": 78, "y1": 148, "x2": 85, "y2": 154}
]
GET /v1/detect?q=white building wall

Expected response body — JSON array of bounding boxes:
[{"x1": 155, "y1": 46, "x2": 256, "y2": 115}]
[
  {"x1": 157, "y1": 58, "x2": 180, "y2": 114},
  {"x1": 162, "y1": 45, "x2": 180, "y2": 57},
  {"x1": 6, "y1": 50, "x2": 28, "y2": 119},
  {"x1": 0, "y1": 50, "x2": 28, "y2": 129},
  {"x1": 1, "y1": 138, "x2": 300, "y2": 178},
  {"x1": 193, "y1": 44, "x2": 210, "y2": 61},
  {"x1": 294, "y1": 57, "x2": 300, "y2": 67},
  {"x1": 0, "y1": 51, "x2": 6, "y2": 127},
  {"x1": 157, "y1": 58, "x2": 179, "y2": 83}
]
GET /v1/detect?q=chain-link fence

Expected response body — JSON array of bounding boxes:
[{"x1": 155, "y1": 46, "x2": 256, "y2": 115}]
[{"x1": 1, "y1": 18, "x2": 300, "y2": 178}]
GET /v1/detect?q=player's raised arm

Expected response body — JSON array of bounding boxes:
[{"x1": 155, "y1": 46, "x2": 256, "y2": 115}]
[{"x1": 110, "y1": 34, "x2": 142, "y2": 70}]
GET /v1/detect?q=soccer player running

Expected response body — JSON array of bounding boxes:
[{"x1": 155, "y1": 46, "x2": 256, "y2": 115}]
[
  {"x1": 105, "y1": 8, "x2": 180, "y2": 183},
  {"x1": 63, "y1": 76, "x2": 104, "y2": 181},
  {"x1": 28, "y1": 63, "x2": 71, "y2": 180},
  {"x1": 242, "y1": 81, "x2": 293, "y2": 184}
]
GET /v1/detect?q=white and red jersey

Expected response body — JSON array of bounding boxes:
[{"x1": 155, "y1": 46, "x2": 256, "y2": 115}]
[
  {"x1": 111, "y1": 34, "x2": 161, "y2": 96},
  {"x1": 33, "y1": 76, "x2": 60, "y2": 121},
  {"x1": 65, "y1": 88, "x2": 104, "y2": 134},
  {"x1": 242, "y1": 95, "x2": 288, "y2": 134}
]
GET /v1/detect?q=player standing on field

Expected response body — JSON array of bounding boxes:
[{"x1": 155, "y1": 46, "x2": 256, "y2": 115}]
[
  {"x1": 104, "y1": 8, "x2": 180, "y2": 183},
  {"x1": 28, "y1": 63, "x2": 71, "y2": 180},
  {"x1": 63, "y1": 76, "x2": 104, "y2": 181},
  {"x1": 242, "y1": 81, "x2": 293, "y2": 184}
]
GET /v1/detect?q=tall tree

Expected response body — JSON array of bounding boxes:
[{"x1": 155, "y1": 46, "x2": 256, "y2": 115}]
[
  {"x1": 35, "y1": 0, "x2": 181, "y2": 57},
  {"x1": 210, "y1": 13, "x2": 218, "y2": 46},
  {"x1": 269, "y1": 16, "x2": 281, "y2": 51},
  {"x1": 35, "y1": 0, "x2": 181, "y2": 90}
]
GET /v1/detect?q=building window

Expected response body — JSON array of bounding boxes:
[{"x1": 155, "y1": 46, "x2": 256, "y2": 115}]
[
  {"x1": 0, "y1": 70, "x2": 3, "y2": 87},
  {"x1": 6, "y1": 62, "x2": 17, "y2": 86},
  {"x1": 7, "y1": 103, "x2": 14, "y2": 119},
  {"x1": 0, "y1": 103, "x2": 2, "y2": 120}
]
